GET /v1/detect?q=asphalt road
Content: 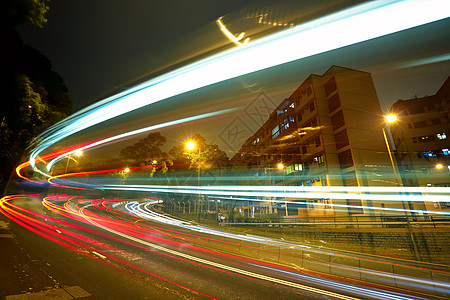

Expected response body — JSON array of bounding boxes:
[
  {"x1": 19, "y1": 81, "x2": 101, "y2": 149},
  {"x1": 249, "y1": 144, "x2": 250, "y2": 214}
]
[{"x1": 0, "y1": 195, "x2": 441, "y2": 300}]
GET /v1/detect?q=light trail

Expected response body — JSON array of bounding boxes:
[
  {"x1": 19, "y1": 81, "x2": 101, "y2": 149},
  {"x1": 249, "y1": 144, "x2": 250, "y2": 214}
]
[
  {"x1": 45, "y1": 108, "x2": 236, "y2": 172},
  {"x1": 216, "y1": 17, "x2": 250, "y2": 45},
  {"x1": 2, "y1": 194, "x2": 448, "y2": 298},
  {"x1": 28, "y1": 0, "x2": 450, "y2": 177},
  {"x1": 101, "y1": 184, "x2": 450, "y2": 215}
]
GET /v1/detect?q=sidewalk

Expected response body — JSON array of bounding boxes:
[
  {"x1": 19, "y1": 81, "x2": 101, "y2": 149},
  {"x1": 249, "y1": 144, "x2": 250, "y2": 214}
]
[{"x1": 0, "y1": 216, "x2": 89, "y2": 300}]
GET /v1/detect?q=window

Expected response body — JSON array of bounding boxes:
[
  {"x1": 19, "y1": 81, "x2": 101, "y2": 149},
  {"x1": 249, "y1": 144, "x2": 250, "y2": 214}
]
[
  {"x1": 331, "y1": 110, "x2": 345, "y2": 130},
  {"x1": 431, "y1": 118, "x2": 441, "y2": 125},
  {"x1": 334, "y1": 129, "x2": 349, "y2": 149},
  {"x1": 426, "y1": 104, "x2": 435, "y2": 111},
  {"x1": 413, "y1": 120, "x2": 428, "y2": 128},
  {"x1": 412, "y1": 137, "x2": 418, "y2": 143},
  {"x1": 317, "y1": 155, "x2": 325, "y2": 166},
  {"x1": 302, "y1": 146, "x2": 307, "y2": 154},
  {"x1": 294, "y1": 163, "x2": 303, "y2": 171},
  {"x1": 327, "y1": 93, "x2": 341, "y2": 113},
  {"x1": 338, "y1": 149, "x2": 354, "y2": 169},
  {"x1": 324, "y1": 77, "x2": 337, "y2": 96},
  {"x1": 442, "y1": 148, "x2": 450, "y2": 156},
  {"x1": 419, "y1": 135, "x2": 435, "y2": 142},
  {"x1": 409, "y1": 106, "x2": 425, "y2": 114},
  {"x1": 289, "y1": 102, "x2": 295, "y2": 108},
  {"x1": 437, "y1": 132, "x2": 447, "y2": 140},
  {"x1": 423, "y1": 150, "x2": 437, "y2": 158},
  {"x1": 309, "y1": 102, "x2": 315, "y2": 112},
  {"x1": 272, "y1": 125, "x2": 279, "y2": 139},
  {"x1": 315, "y1": 136, "x2": 321, "y2": 147}
]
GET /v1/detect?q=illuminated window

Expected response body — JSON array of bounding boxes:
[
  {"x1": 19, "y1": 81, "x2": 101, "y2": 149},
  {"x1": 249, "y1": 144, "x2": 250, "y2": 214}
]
[
  {"x1": 442, "y1": 148, "x2": 450, "y2": 155},
  {"x1": 423, "y1": 151, "x2": 437, "y2": 158},
  {"x1": 272, "y1": 125, "x2": 279, "y2": 139},
  {"x1": 317, "y1": 155, "x2": 325, "y2": 166},
  {"x1": 419, "y1": 135, "x2": 435, "y2": 143},
  {"x1": 294, "y1": 163, "x2": 303, "y2": 171},
  {"x1": 437, "y1": 132, "x2": 447, "y2": 140}
]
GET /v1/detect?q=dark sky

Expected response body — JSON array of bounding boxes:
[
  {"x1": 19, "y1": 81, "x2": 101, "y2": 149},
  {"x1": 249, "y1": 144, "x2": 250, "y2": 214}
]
[
  {"x1": 18, "y1": 0, "x2": 450, "y2": 114},
  {"x1": 18, "y1": 0, "x2": 258, "y2": 111}
]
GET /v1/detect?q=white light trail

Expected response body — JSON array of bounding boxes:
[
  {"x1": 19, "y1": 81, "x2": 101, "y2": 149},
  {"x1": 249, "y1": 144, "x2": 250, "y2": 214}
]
[
  {"x1": 102, "y1": 184, "x2": 450, "y2": 203},
  {"x1": 45, "y1": 108, "x2": 236, "y2": 172},
  {"x1": 29, "y1": 0, "x2": 450, "y2": 175}
]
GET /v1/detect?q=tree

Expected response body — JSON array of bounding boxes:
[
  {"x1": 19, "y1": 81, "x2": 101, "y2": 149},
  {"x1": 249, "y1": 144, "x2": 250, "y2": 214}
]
[
  {"x1": 1, "y1": 0, "x2": 50, "y2": 28},
  {"x1": 119, "y1": 132, "x2": 173, "y2": 176},
  {"x1": 1, "y1": 0, "x2": 73, "y2": 192},
  {"x1": 169, "y1": 133, "x2": 229, "y2": 170}
]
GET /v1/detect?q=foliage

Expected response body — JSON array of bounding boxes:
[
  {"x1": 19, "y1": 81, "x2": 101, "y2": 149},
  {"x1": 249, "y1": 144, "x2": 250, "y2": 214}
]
[
  {"x1": 1, "y1": 0, "x2": 50, "y2": 28},
  {"x1": 0, "y1": 1, "x2": 73, "y2": 192},
  {"x1": 119, "y1": 132, "x2": 173, "y2": 176},
  {"x1": 169, "y1": 133, "x2": 229, "y2": 171}
]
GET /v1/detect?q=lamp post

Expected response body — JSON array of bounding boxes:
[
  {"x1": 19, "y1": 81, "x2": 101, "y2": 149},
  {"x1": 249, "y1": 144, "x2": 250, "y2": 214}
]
[
  {"x1": 64, "y1": 149, "x2": 83, "y2": 174},
  {"x1": 382, "y1": 116, "x2": 401, "y2": 186},
  {"x1": 384, "y1": 114, "x2": 421, "y2": 261},
  {"x1": 58, "y1": 149, "x2": 82, "y2": 199},
  {"x1": 186, "y1": 140, "x2": 201, "y2": 217}
]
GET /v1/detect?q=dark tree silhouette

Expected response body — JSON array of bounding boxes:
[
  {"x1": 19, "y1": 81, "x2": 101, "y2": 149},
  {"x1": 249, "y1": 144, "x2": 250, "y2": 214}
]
[
  {"x1": 1, "y1": 0, "x2": 73, "y2": 192},
  {"x1": 119, "y1": 132, "x2": 173, "y2": 176}
]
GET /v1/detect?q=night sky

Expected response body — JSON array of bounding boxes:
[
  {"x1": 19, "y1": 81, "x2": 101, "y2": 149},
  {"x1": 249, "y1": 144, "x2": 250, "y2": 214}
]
[
  {"x1": 18, "y1": 0, "x2": 258, "y2": 111},
  {"x1": 18, "y1": 1, "x2": 450, "y2": 114}
]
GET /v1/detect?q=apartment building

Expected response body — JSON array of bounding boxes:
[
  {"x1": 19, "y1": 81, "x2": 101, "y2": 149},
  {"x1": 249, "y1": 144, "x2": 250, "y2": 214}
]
[
  {"x1": 389, "y1": 76, "x2": 450, "y2": 211},
  {"x1": 232, "y1": 66, "x2": 397, "y2": 218}
]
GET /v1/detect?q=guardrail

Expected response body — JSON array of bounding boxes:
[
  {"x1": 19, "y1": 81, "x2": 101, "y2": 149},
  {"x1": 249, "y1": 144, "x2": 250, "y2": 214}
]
[{"x1": 223, "y1": 215, "x2": 450, "y2": 229}]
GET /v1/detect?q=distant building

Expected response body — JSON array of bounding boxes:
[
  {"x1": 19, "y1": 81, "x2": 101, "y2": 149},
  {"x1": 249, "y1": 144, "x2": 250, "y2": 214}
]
[
  {"x1": 389, "y1": 76, "x2": 450, "y2": 211},
  {"x1": 231, "y1": 66, "x2": 396, "y2": 218}
]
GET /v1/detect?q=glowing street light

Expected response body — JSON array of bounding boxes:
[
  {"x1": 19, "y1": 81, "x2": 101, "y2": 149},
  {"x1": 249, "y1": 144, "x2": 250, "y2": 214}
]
[
  {"x1": 436, "y1": 163, "x2": 444, "y2": 169},
  {"x1": 124, "y1": 167, "x2": 130, "y2": 173},
  {"x1": 186, "y1": 141, "x2": 195, "y2": 151},
  {"x1": 74, "y1": 149, "x2": 83, "y2": 157},
  {"x1": 277, "y1": 163, "x2": 284, "y2": 170},
  {"x1": 386, "y1": 114, "x2": 397, "y2": 123}
]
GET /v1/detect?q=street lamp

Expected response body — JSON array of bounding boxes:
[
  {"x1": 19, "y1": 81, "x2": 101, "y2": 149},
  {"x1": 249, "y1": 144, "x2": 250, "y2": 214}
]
[
  {"x1": 64, "y1": 149, "x2": 83, "y2": 174},
  {"x1": 383, "y1": 114, "x2": 421, "y2": 260},
  {"x1": 186, "y1": 140, "x2": 201, "y2": 217},
  {"x1": 186, "y1": 141, "x2": 195, "y2": 151},
  {"x1": 382, "y1": 115, "x2": 401, "y2": 185},
  {"x1": 386, "y1": 114, "x2": 397, "y2": 123},
  {"x1": 436, "y1": 163, "x2": 444, "y2": 169}
]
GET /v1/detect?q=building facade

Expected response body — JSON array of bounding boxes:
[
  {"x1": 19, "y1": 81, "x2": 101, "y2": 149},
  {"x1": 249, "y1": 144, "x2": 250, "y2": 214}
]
[
  {"x1": 389, "y1": 76, "x2": 450, "y2": 212},
  {"x1": 232, "y1": 66, "x2": 397, "y2": 218}
]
